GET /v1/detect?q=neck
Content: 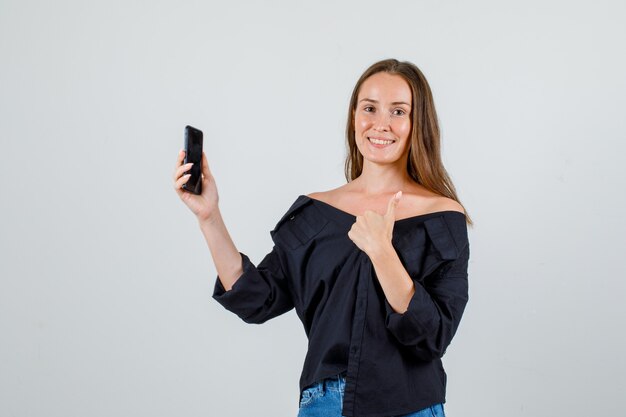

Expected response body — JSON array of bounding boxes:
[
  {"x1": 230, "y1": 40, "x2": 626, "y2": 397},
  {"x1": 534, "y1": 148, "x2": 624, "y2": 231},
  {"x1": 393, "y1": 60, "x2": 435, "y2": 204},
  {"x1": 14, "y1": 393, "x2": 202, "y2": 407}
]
[{"x1": 350, "y1": 159, "x2": 412, "y2": 197}]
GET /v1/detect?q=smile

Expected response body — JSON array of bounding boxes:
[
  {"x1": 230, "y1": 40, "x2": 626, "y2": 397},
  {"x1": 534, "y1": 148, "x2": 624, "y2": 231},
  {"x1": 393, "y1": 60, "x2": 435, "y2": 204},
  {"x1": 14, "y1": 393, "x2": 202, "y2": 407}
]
[{"x1": 368, "y1": 137, "x2": 395, "y2": 147}]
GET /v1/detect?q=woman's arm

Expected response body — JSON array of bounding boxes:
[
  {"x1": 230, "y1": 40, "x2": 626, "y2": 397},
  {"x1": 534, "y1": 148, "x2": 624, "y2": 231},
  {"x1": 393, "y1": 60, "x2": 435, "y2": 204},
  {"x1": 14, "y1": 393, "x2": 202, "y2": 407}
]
[
  {"x1": 174, "y1": 149, "x2": 293, "y2": 323},
  {"x1": 174, "y1": 148, "x2": 243, "y2": 292},
  {"x1": 380, "y1": 243, "x2": 470, "y2": 361},
  {"x1": 369, "y1": 244, "x2": 416, "y2": 314},
  {"x1": 202, "y1": 209, "x2": 295, "y2": 324},
  {"x1": 198, "y1": 209, "x2": 244, "y2": 292}
]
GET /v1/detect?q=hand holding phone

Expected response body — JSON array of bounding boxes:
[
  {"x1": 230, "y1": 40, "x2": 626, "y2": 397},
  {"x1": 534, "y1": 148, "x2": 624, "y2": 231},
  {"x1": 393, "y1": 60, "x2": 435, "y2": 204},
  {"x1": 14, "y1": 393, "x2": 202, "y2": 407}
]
[{"x1": 182, "y1": 125, "x2": 203, "y2": 195}]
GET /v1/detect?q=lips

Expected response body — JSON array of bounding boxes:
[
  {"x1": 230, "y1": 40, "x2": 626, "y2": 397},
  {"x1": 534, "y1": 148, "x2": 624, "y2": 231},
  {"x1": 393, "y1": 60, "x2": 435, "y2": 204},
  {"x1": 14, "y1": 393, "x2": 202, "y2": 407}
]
[{"x1": 367, "y1": 136, "x2": 395, "y2": 146}]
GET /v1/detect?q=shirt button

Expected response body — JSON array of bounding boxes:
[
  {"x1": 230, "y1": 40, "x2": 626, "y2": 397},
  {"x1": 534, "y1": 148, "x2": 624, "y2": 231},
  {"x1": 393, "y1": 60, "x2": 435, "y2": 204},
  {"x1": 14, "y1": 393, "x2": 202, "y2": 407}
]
[{"x1": 289, "y1": 215, "x2": 295, "y2": 220}]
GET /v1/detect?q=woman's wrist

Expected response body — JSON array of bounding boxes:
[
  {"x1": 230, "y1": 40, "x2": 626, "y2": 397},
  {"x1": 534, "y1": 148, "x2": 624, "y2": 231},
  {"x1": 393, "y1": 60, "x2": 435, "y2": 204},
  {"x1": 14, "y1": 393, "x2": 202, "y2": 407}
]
[
  {"x1": 367, "y1": 241, "x2": 396, "y2": 264},
  {"x1": 197, "y1": 208, "x2": 222, "y2": 228}
]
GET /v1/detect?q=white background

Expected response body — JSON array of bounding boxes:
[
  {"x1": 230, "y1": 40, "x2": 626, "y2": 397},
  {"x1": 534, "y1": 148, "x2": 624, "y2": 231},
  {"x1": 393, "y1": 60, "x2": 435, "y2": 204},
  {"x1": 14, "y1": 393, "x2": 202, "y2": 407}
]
[{"x1": 1, "y1": 1, "x2": 625, "y2": 416}]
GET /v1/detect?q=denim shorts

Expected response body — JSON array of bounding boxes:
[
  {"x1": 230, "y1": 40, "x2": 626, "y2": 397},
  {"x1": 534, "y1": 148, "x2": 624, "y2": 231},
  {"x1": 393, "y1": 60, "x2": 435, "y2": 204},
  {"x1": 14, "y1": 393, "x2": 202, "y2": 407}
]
[{"x1": 297, "y1": 373, "x2": 446, "y2": 417}]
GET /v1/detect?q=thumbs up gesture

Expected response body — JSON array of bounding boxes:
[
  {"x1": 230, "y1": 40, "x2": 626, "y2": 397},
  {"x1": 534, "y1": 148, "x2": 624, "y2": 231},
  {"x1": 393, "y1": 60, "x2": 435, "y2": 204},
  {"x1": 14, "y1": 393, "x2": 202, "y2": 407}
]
[{"x1": 347, "y1": 191, "x2": 403, "y2": 257}]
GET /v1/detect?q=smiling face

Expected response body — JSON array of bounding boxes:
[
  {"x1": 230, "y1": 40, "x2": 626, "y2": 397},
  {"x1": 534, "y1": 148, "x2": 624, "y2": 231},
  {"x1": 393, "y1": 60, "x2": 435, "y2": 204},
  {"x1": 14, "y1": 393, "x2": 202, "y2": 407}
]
[{"x1": 353, "y1": 71, "x2": 413, "y2": 165}]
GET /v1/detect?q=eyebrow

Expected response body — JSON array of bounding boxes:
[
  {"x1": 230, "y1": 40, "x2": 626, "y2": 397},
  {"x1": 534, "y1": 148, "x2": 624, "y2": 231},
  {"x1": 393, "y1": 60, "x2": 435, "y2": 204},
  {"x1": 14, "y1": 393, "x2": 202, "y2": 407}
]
[{"x1": 359, "y1": 98, "x2": 411, "y2": 106}]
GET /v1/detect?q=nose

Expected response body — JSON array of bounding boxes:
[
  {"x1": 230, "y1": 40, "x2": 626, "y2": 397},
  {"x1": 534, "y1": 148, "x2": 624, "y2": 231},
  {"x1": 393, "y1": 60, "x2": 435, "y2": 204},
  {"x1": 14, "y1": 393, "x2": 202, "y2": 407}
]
[{"x1": 373, "y1": 110, "x2": 391, "y2": 131}]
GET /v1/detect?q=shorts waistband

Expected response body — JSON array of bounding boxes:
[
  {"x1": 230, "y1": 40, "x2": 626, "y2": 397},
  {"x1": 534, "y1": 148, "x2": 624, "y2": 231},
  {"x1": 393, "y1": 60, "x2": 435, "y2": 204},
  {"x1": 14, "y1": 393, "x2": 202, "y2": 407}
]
[{"x1": 306, "y1": 373, "x2": 346, "y2": 394}]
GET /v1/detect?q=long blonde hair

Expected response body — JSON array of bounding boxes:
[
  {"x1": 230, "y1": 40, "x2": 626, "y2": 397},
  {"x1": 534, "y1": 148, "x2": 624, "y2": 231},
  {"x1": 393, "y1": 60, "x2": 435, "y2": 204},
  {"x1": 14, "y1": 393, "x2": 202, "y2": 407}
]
[{"x1": 344, "y1": 58, "x2": 473, "y2": 227}]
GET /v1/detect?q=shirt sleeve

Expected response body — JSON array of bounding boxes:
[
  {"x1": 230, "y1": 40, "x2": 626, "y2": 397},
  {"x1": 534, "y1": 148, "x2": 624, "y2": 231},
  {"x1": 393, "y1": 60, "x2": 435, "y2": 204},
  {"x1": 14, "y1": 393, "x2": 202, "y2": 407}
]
[
  {"x1": 383, "y1": 242, "x2": 470, "y2": 361},
  {"x1": 212, "y1": 245, "x2": 295, "y2": 324}
]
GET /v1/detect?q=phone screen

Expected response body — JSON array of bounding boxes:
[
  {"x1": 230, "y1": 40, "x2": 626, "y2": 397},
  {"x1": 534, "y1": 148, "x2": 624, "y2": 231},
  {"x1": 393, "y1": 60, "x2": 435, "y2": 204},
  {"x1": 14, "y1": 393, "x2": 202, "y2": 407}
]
[{"x1": 183, "y1": 125, "x2": 203, "y2": 195}]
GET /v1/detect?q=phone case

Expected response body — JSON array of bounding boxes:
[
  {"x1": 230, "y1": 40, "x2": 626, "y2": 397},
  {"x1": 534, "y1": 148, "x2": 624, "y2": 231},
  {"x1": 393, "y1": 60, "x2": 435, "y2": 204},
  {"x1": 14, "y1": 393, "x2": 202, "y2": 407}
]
[{"x1": 182, "y1": 125, "x2": 203, "y2": 195}]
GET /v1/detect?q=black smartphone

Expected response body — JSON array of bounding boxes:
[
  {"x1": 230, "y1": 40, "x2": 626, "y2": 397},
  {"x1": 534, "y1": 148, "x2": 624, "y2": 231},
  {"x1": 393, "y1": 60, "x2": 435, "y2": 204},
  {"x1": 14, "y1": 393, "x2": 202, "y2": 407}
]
[{"x1": 182, "y1": 125, "x2": 203, "y2": 195}]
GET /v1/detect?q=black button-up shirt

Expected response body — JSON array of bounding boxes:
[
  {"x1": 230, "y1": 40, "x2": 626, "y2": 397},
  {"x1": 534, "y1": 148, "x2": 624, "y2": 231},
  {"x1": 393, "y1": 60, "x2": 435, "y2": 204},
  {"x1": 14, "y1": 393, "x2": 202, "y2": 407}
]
[{"x1": 212, "y1": 194, "x2": 470, "y2": 417}]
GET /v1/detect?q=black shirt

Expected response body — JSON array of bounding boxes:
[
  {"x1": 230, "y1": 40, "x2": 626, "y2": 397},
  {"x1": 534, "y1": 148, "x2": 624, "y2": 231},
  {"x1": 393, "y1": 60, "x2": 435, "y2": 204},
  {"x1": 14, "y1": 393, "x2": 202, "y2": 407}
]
[{"x1": 212, "y1": 194, "x2": 470, "y2": 417}]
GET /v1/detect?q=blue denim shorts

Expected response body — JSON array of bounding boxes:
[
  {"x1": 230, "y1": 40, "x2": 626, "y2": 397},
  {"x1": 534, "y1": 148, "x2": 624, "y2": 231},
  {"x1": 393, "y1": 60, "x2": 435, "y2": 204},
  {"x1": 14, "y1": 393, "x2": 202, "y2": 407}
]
[{"x1": 297, "y1": 373, "x2": 446, "y2": 417}]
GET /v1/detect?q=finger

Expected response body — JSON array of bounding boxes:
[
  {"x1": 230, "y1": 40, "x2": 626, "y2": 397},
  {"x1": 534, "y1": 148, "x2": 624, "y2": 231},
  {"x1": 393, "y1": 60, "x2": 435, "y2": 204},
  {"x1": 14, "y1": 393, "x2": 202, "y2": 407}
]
[
  {"x1": 176, "y1": 148, "x2": 186, "y2": 168},
  {"x1": 386, "y1": 191, "x2": 402, "y2": 220},
  {"x1": 201, "y1": 152, "x2": 212, "y2": 180},
  {"x1": 174, "y1": 173, "x2": 192, "y2": 192},
  {"x1": 174, "y1": 149, "x2": 186, "y2": 177},
  {"x1": 173, "y1": 161, "x2": 194, "y2": 182}
]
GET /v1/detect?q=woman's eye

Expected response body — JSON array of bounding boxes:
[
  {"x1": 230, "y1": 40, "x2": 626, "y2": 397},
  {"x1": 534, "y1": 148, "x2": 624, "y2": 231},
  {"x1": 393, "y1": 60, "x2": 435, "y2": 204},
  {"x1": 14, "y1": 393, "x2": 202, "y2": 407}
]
[
  {"x1": 393, "y1": 109, "x2": 406, "y2": 116},
  {"x1": 364, "y1": 106, "x2": 374, "y2": 112}
]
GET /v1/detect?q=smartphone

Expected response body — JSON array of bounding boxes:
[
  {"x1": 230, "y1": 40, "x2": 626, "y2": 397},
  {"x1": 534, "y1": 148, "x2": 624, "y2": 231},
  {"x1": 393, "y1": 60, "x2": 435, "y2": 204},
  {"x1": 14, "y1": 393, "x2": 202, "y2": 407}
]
[{"x1": 182, "y1": 125, "x2": 203, "y2": 195}]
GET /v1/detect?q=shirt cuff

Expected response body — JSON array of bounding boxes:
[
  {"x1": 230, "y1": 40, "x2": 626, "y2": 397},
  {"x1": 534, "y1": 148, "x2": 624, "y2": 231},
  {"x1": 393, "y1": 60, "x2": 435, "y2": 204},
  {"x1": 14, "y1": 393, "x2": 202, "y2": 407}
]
[
  {"x1": 212, "y1": 249, "x2": 294, "y2": 324},
  {"x1": 383, "y1": 284, "x2": 437, "y2": 346},
  {"x1": 212, "y1": 252, "x2": 260, "y2": 309}
]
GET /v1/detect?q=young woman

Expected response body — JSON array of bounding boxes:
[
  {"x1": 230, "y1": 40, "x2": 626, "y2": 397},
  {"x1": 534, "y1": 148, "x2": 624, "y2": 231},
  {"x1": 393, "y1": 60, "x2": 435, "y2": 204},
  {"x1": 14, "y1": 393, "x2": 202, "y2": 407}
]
[{"x1": 173, "y1": 58, "x2": 472, "y2": 417}]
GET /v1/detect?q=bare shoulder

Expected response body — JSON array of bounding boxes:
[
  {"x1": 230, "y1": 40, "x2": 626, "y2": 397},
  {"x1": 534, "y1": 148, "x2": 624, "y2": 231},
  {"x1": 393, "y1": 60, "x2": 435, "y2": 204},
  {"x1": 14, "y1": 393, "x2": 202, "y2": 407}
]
[
  {"x1": 429, "y1": 196, "x2": 465, "y2": 215},
  {"x1": 306, "y1": 188, "x2": 360, "y2": 213},
  {"x1": 306, "y1": 187, "x2": 345, "y2": 204},
  {"x1": 306, "y1": 190, "x2": 330, "y2": 203},
  {"x1": 306, "y1": 191, "x2": 325, "y2": 199}
]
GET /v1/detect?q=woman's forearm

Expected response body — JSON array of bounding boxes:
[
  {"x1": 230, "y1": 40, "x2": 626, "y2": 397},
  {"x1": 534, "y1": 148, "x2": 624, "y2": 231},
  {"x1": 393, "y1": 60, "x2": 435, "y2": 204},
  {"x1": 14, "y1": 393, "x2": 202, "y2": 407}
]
[
  {"x1": 369, "y1": 244, "x2": 415, "y2": 314},
  {"x1": 198, "y1": 208, "x2": 243, "y2": 291}
]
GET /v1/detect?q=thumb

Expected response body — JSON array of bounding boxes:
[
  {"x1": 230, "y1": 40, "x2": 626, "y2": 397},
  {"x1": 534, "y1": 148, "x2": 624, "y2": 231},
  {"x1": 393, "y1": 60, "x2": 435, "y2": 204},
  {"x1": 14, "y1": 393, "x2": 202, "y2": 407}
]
[
  {"x1": 385, "y1": 191, "x2": 402, "y2": 221},
  {"x1": 201, "y1": 152, "x2": 212, "y2": 180}
]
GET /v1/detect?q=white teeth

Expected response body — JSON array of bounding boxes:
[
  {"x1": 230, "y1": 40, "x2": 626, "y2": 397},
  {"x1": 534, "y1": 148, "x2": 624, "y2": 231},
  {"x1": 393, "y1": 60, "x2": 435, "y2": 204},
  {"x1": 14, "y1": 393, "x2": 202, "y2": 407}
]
[{"x1": 369, "y1": 137, "x2": 394, "y2": 145}]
